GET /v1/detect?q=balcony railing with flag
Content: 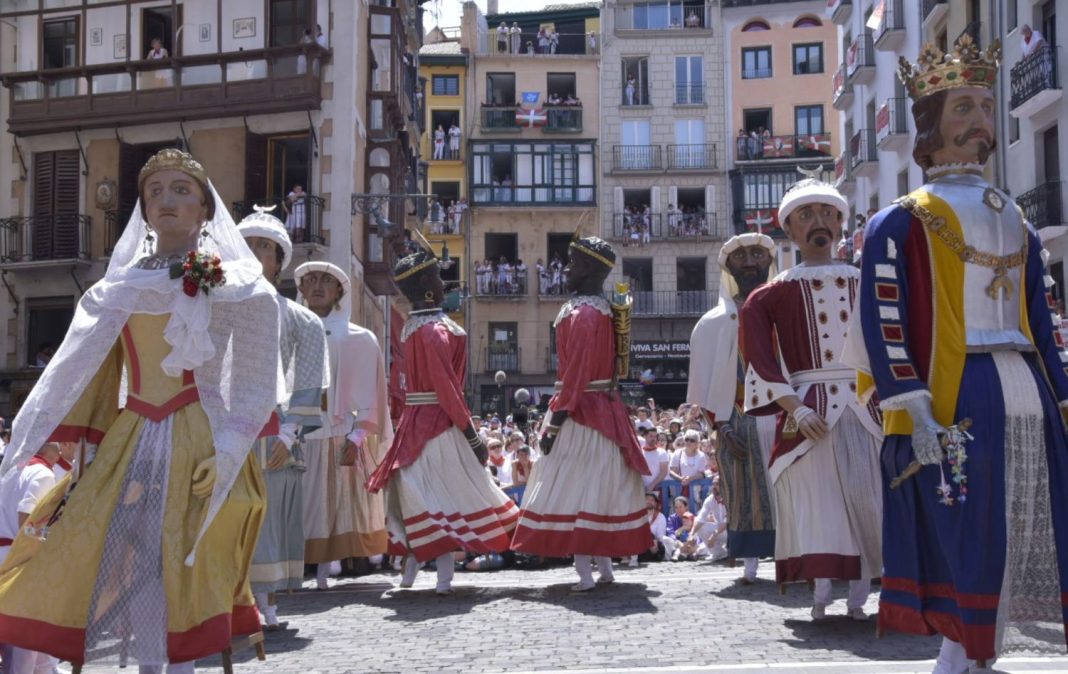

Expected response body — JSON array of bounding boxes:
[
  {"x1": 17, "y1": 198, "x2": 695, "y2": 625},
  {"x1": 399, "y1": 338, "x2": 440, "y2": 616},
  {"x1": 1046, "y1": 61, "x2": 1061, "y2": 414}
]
[
  {"x1": 873, "y1": 0, "x2": 905, "y2": 46},
  {"x1": 735, "y1": 134, "x2": 832, "y2": 161},
  {"x1": 612, "y1": 212, "x2": 663, "y2": 239},
  {"x1": 849, "y1": 129, "x2": 876, "y2": 170},
  {"x1": 1016, "y1": 181, "x2": 1063, "y2": 230},
  {"x1": 612, "y1": 145, "x2": 662, "y2": 171},
  {"x1": 486, "y1": 345, "x2": 521, "y2": 373},
  {"x1": 631, "y1": 290, "x2": 715, "y2": 317},
  {"x1": 876, "y1": 97, "x2": 908, "y2": 145},
  {"x1": 231, "y1": 194, "x2": 325, "y2": 244},
  {"x1": 668, "y1": 143, "x2": 717, "y2": 170},
  {"x1": 0, "y1": 214, "x2": 91, "y2": 263},
  {"x1": 1010, "y1": 45, "x2": 1060, "y2": 112},
  {"x1": 846, "y1": 33, "x2": 875, "y2": 80},
  {"x1": 481, "y1": 106, "x2": 520, "y2": 131},
  {"x1": 544, "y1": 106, "x2": 582, "y2": 132},
  {"x1": 832, "y1": 63, "x2": 852, "y2": 108},
  {"x1": 675, "y1": 83, "x2": 705, "y2": 105}
]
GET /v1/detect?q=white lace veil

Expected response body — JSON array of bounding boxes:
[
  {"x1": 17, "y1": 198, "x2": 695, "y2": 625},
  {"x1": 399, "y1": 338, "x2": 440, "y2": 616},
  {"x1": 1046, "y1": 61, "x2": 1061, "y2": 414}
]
[{"x1": 0, "y1": 181, "x2": 279, "y2": 565}]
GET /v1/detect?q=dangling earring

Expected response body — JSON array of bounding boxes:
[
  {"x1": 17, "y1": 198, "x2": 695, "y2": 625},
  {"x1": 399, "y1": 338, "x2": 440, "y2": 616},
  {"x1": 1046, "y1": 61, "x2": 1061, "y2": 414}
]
[
  {"x1": 143, "y1": 223, "x2": 155, "y2": 254},
  {"x1": 424, "y1": 290, "x2": 436, "y2": 304}
]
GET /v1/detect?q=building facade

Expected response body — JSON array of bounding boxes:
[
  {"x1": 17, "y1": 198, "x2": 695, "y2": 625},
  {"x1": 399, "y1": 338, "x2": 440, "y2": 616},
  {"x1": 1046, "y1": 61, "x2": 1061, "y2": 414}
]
[
  {"x1": 724, "y1": 0, "x2": 840, "y2": 269},
  {"x1": 460, "y1": 0, "x2": 601, "y2": 416},
  {"x1": 0, "y1": 0, "x2": 423, "y2": 415},
  {"x1": 600, "y1": 0, "x2": 729, "y2": 407}
]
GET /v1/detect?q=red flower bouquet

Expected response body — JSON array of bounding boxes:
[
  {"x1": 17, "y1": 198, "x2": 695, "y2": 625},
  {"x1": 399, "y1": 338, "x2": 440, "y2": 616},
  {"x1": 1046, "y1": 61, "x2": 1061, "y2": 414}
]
[{"x1": 170, "y1": 251, "x2": 226, "y2": 297}]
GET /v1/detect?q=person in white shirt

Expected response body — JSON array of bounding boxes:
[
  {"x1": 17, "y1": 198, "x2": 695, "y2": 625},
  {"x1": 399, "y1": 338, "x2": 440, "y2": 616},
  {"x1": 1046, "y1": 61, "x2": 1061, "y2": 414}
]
[
  {"x1": 1021, "y1": 24, "x2": 1047, "y2": 58},
  {"x1": 448, "y1": 123, "x2": 461, "y2": 160},
  {"x1": 497, "y1": 23, "x2": 509, "y2": 53},
  {"x1": 433, "y1": 125, "x2": 446, "y2": 160},
  {"x1": 51, "y1": 441, "x2": 78, "y2": 483},
  {"x1": 669, "y1": 430, "x2": 710, "y2": 486},
  {"x1": 641, "y1": 430, "x2": 670, "y2": 492},
  {"x1": 510, "y1": 22, "x2": 522, "y2": 54},
  {"x1": 0, "y1": 442, "x2": 61, "y2": 674},
  {"x1": 632, "y1": 492, "x2": 666, "y2": 565},
  {"x1": 315, "y1": 24, "x2": 328, "y2": 49},
  {"x1": 686, "y1": 480, "x2": 729, "y2": 561},
  {"x1": 145, "y1": 37, "x2": 168, "y2": 60}
]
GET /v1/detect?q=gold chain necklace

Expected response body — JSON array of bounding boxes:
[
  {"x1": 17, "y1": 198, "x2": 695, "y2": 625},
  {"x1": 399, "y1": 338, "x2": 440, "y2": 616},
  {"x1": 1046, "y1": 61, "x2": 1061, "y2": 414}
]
[{"x1": 900, "y1": 196, "x2": 1025, "y2": 301}]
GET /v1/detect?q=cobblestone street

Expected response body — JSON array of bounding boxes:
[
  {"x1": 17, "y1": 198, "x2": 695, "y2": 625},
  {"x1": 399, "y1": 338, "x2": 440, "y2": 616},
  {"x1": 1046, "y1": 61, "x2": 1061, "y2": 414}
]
[{"x1": 92, "y1": 560, "x2": 1068, "y2": 674}]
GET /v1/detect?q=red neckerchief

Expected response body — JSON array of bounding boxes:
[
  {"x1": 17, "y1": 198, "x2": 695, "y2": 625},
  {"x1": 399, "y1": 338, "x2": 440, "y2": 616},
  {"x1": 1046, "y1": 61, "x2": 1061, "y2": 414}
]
[
  {"x1": 28, "y1": 456, "x2": 54, "y2": 469},
  {"x1": 489, "y1": 454, "x2": 505, "y2": 467},
  {"x1": 56, "y1": 457, "x2": 73, "y2": 472}
]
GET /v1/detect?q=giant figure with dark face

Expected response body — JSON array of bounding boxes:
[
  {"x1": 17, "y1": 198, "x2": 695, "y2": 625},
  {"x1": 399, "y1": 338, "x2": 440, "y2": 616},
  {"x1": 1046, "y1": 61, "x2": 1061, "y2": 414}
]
[
  {"x1": 510, "y1": 236, "x2": 650, "y2": 592},
  {"x1": 845, "y1": 36, "x2": 1068, "y2": 672},
  {"x1": 687, "y1": 233, "x2": 777, "y2": 585},
  {"x1": 740, "y1": 171, "x2": 884, "y2": 620}
]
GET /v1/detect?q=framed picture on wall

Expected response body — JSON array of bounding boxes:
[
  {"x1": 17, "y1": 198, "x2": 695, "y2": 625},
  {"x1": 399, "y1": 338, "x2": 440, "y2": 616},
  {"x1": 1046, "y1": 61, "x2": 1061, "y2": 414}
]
[
  {"x1": 199, "y1": 23, "x2": 211, "y2": 42},
  {"x1": 233, "y1": 17, "x2": 255, "y2": 39},
  {"x1": 113, "y1": 34, "x2": 127, "y2": 59},
  {"x1": 90, "y1": 28, "x2": 102, "y2": 46}
]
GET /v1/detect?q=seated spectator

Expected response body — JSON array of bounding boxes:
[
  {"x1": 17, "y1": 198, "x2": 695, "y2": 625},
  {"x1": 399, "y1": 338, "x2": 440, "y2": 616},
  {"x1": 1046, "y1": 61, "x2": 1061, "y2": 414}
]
[
  {"x1": 634, "y1": 492, "x2": 667, "y2": 565},
  {"x1": 681, "y1": 478, "x2": 728, "y2": 561},
  {"x1": 511, "y1": 445, "x2": 533, "y2": 486},
  {"x1": 486, "y1": 438, "x2": 512, "y2": 486},
  {"x1": 669, "y1": 429, "x2": 710, "y2": 492},
  {"x1": 662, "y1": 497, "x2": 695, "y2": 561}
]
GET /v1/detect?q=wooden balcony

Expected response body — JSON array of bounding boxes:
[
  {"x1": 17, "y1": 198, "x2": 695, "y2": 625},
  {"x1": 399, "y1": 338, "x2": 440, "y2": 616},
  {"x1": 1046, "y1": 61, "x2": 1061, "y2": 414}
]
[{"x1": 2, "y1": 44, "x2": 331, "y2": 136}]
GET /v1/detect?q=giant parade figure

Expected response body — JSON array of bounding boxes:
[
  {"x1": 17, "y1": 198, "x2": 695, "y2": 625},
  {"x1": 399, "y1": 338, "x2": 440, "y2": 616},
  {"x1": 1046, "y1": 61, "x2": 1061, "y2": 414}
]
[
  {"x1": 687, "y1": 233, "x2": 777, "y2": 585},
  {"x1": 238, "y1": 208, "x2": 328, "y2": 630},
  {"x1": 367, "y1": 242, "x2": 519, "y2": 595},
  {"x1": 740, "y1": 172, "x2": 883, "y2": 619},
  {"x1": 846, "y1": 36, "x2": 1068, "y2": 672},
  {"x1": 0, "y1": 149, "x2": 280, "y2": 673},
  {"x1": 511, "y1": 235, "x2": 650, "y2": 591}
]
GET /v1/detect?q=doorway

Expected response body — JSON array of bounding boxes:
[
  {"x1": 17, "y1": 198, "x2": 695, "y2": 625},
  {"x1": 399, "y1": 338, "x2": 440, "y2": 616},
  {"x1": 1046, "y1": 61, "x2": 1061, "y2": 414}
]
[
  {"x1": 268, "y1": 134, "x2": 312, "y2": 200},
  {"x1": 141, "y1": 5, "x2": 182, "y2": 58}
]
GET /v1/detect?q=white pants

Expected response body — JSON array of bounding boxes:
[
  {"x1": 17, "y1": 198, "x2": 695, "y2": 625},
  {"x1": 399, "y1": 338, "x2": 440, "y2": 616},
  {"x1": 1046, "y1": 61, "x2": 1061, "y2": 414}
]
[
  {"x1": 3, "y1": 646, "x2": 57, "y2": 674},
  {"x1": 138, "y1": 663, "x2": 195, "y2": 674},
  {"x1": 741, "y1": 557, "x2": 759, "y2": 581},
  {"x1": 813, "y1": 577, "x2": 871, "y2": 609}
]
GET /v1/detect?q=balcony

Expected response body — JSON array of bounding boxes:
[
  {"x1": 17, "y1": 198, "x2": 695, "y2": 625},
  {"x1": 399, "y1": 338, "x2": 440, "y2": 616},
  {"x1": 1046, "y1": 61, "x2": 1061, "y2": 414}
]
[
  {"x1": 674, "y1": 83, "x2": 705, "y2": 106},
  {"x1": 873, "y1": 0, "x2": 906, "y2": 51},
  {"x1": 612, "y1": 145, "x2": 663, "y2": 172},
  {"x1": 423, "y1": 204, "x2": 469, "y2": 236},
  {"x1": 0, "y1": 215, "x2": 91, "y2": 267},
  {"x1": 485, "y1": 345, "x2": 521, "y2": 373},
  {"x1": 1016, "y1": 181, "x2": 1064, "y2": 232},
  {"x1": 835, "y1": 151, "x2": 855, "y2": 191},
  {"x1": 232, "y1": 195, "x2": 326, "y2": 245},
  {"x1": 481, "y1": 106, "x2": 520, "y2": 132},
  {"x1": 632, "y1": 290, "x2": 715, "y2": 317},
  {"x1": 2, "y1": 44, "x2": 330, "y2": 136},
  {"x1": 544, "y1": 106, "x2": 583, "y2": 133},
  {"x1": 826, "y1": 0, "x2": 852, "y2": 26},
  {"x1": 480, "y1": 31, "x2": 596, "y2": 56},
  {"x1": 667, "y1": 144, "x2": 717, "y2": 170},
  {"x1": 850, "y1": 129, "x2": 877, "y2": 178},
  {"x1": 922, "y1": 0, "x2": 948, "y2": 31},
  {"x1": 876, "y1": 98, "x2": 909, "y2": 149},
  {"x1": 615, "y1": 3, "x2": 712, "y2": 32},
  {"x1": 612, "y1": 213, "x2": 664, "y2": 239},
  {"x1": 622, "y1": 86, "x2": 651, "y2": 107},
  {"x1": 1010, "y1": 45, "x2": 1062, "y2": 119},
  {"x1": 474, "y1": 273, "x2": 529, "y2": 299},
  {"x1": 735, "y1": 134, "x2": 832, "y2": 161},
  {"x1": 846, "y1": 34, "x2": 876, "y2": 86},
  {"x1": 832, "y1": 64, "x2": 854, "y2": 110}
]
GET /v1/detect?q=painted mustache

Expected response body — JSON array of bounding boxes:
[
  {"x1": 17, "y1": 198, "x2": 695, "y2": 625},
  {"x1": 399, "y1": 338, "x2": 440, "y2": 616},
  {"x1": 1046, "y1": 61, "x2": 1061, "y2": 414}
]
[{"x1": 954, "y1": 128, "x2": 993, "y2": 147}]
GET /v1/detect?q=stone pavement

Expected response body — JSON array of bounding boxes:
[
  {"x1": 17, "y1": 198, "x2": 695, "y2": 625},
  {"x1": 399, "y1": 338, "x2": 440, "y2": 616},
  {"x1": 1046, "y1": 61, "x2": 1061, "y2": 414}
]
[{"x1": 85, "y1": 560, "x2": 1068, "y2": 673}]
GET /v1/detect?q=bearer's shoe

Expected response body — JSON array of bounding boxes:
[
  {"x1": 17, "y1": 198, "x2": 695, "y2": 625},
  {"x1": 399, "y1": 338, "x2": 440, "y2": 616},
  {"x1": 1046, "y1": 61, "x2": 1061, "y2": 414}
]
[
  {"x1": 399, "y1": 556, "x2": 420, "y2": 589},
  {"x1": 810, "y1": 603, "x2": 827, "y2": 620},
  {"x1": 570, "y1": 580, "x2": 596, "y2": 593},
  {"x1": 435, "y1": 581, "x2": 454, "y2": 596},
  {"x1": 596, "y1": 572, "x2": 615, "y2": 585},
  {"x1": 847, "y1": 607, "x2": 867, "y2": 621}
]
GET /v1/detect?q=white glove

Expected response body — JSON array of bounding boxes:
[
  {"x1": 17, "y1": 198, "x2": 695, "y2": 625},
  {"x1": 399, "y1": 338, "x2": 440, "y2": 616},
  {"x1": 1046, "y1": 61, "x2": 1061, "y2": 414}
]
[
  {"x1": 346, "y1": 428, "x2": 368, "y2": 448},
  {"x1": 901, "y1": 395, "x2": 946, "y2": 466}
]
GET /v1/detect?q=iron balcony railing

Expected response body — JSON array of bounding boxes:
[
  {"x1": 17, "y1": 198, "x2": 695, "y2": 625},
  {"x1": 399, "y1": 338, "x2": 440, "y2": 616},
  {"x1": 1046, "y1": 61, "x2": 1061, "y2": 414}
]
[
  {"x1": 667, "y1": 143, "x2": 717, "y2": 169},
  {"x1": 877, "y1": 97, "x2": 908, "y2": 142},
  {"x1": 483, "y1": 30, "x2": 598, "y2": 56},
  {"x1": 849, "y1": 129, "x2": 877, "y2": 170},
  {"x1": 835, "y1": 150, "x2": 854, "y2": 186},
  {"x1": 232, "y1": 194, "x2": 325, "y2": 245},
  {"x1": 103, "y1": 208, "x2": 132, "y2": 256},
  {"x1": 668, "y1": 211, "x2": 723, "y2": 238},
  {"x1": 847, "y1": 33, "x2": 875, "y2": 78},
  {"x1": 613, "y1": 212, "x2": 664, "y2": 239},
  {"x1": 622, "y1": 86, "x2": 650, "y2": 106},
  {"x1": 424, "y1": 204, "x2": 469, "y2": 236},
  {"x1": 675, "y1": 82, "x2": 705, "y2": 105},
  {"x1": 832, "y1": 63, "x2": 852, "y2": 105},
  {"x1": 481, "y1": 106, "x2": 519, "y2": 130},
  {"x1": 957, "y1": 20, "x2": 981, "y2": 47},
  {"x1": 735, "y1": 134, "x2": 831, "y2": 161},
  {"x1": 612, "y1": 145, "x2": 663, "y2": 171},
  {"x1": 1011, "y1": 45, "x2": 1060, "y2": 111},
  {"x1": 0, "y1": 214, "x2": 91, "y2": 263},
  {"x1": 544, "y1": 106, "x2": 582, "y2": 131},
  {"x1": 1016, "y1": 181, "x2": 1063, "y2": 230},
  {"x1": 615, "y1": 3, "x2": 710, "y2": 31},
  {"x1": 631, "y1": 290, "x2": 716, "y2": 317},
  {"x1": 486, "y1": 345, "x2": 521, "y2": 373},
  {"x1": 922, "y1": 0, "x2": 947, "y2": 22},
  {"x1": 475, "y1": 270, "x2": 529, "y2": 297}
]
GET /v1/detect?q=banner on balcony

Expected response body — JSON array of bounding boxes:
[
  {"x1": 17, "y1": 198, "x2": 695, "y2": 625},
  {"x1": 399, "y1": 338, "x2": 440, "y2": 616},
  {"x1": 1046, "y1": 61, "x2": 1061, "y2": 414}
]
[
  {"x1": 630, "y1": 340, "x2": 691, "y2": 361},
  {"x1": 516, "y1": 107, "x2": 547, "y2": 127},
  {"x1": 797, "y1": 134, "x2": 831, "y2": 153},
  {"x1": 866, "y1": 0, "x2": 885, "y2": 31},
  {"x1": 763, "y1": 136, "x2": 793, "y2": 158},
  {"x1": 522, "y1": 91, "x2": 540, "y2": 104},
  {"x1": 875, "y1": 102, "x2": 891, "y2": 144},
  {"x1": 744, "y1": 208, "x2": 780, "y2": 234}
]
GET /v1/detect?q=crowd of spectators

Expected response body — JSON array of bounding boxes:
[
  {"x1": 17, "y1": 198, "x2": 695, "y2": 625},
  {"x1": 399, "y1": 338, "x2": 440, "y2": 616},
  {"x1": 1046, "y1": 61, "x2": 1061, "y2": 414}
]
[{"x1": 475, "y1": 257, "x2": 529, "y2": 295}]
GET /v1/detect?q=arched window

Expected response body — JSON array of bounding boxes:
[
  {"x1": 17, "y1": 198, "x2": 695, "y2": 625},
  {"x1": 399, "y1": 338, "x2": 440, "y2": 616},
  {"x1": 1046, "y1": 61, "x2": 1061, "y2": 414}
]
[
  {"x1": 742, "y1": 19, "x2": 770, "y2": 32},
  {"x1": 793, "y1": 16, "x2": 822, "y2": 28},
  {"x1": 369, "y1": 147, "x2": 391, "y2": 168}
]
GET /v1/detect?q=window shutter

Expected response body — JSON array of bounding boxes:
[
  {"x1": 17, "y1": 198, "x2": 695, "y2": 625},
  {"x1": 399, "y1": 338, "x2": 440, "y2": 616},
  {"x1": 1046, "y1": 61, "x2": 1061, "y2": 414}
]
[
  {"x1": 245, "y1": 130, "x2": 269, "y2": 203},
  {"x1": 650, "y1": 185, "x2": 660, "y2": 213},
  {"x1": 668, "y1": 185, "x2": 678, "y2": 210},
  {"x1": 705, "y1": 184, "x2": 717, "y2": 237},
  {"x1": 53, "y1": 150, "x2": 81, "y2": 259}
]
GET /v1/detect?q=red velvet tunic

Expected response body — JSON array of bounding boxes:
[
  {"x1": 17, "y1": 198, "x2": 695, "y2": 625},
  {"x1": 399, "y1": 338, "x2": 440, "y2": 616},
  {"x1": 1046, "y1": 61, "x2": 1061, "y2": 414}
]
[
  {"x1": 552, "y1": 302, "x2": 647, "y2": 476},
  {"x1": 367, "y1": 320, "x2": 471, "y2": 492}
]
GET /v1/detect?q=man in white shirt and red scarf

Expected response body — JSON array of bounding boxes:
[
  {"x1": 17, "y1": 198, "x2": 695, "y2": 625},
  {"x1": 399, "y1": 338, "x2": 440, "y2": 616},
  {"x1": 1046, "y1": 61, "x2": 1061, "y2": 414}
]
[{"x1": 740, "y1": 172, "x2": 883, "y2": 620}]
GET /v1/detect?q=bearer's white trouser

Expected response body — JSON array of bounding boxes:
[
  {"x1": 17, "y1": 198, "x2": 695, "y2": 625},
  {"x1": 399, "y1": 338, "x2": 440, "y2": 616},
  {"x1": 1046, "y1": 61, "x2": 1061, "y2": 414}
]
[
  {"x1": 138, "y1": 663, "x2": 195, "y2": 674},
  {"x1": 741, "y1": 557, "x2": 759, "y2": 581},
  {"x1": 813, "y1": 577, "x2": 871, "y2": 609},
  {"x1": 4, "y1": 646, "x2": 58, "y2": 674}
]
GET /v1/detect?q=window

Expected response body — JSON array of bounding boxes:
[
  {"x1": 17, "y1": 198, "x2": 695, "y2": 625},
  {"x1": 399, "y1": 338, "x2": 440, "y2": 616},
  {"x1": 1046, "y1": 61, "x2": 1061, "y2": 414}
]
[
  {"x1": 793, "y1": 43, "x2": 823, "y2": 74},
  {"x1": 471, "y1": 142, "x2": 596, "y2": 205},
  {"x1": 622, "y1": 57, "x2": 649, "y2": 105},
  {"x1": 488, "y1": 322, "x2": 519, "y2": 372},
  {"x1": 486, "y1": 73, "x2": 515, "y2": 105},
  {"x1": 267, "y1": 134, "x2": 311, "y2": 200},
  {"x1": 793, "y1": 16, "x2": 822, "y2": 28},
  {"x1": 32, "y1": 150, "x2": 81, "y2": 260},
  {"x1": 674, "y1": 120, "x2": 706, "y2": 168},
  {"x1": 1008, "y1": 0, "x2": 1017, "y2": 31},
  {"x1": 43, "y1": 17, "x2": 78, "y2": 69},
  {"x1": 795, "y1": 105, "x2": 824, "y2": 136},
  {"x1": 27, "y1": 297, "x2": 74, "y2": 369},
  {"x1": 742, "y1": 20, "x2": 770, "y2": 32},
  {"x1": 269, "y1": 0, "x2": 311, "y2": 48},
  {"x1": 631, "y1": 1, "x2": 707, "y2": 30},
  {"x1": 674, "y1": 55, "x2": 704, "y2": 104},
  {"x1": 547, "y1": 72, "x2": 577, "y2": 100},
  {"x1": 622, "y1": 258, "x2": 653, "y2": 291},
  {"x1": 1010, "y1": 116, "x2": 1020, "y2": 144},
  {"x1": 897, "y1": 169, "x2": 909, "y2": 198},
  {"x1": 141, "y1": 6, "x2": 181, "y2": 58},
  {"x1": 742, "y1": 47, "x2": 771, "y2": 79},
  {"x1": 677, "y1": 257, "x2": 706, "y2": 291},
  {"x1": 744, "y1": 108, "x2": 772, "y2": 135},
  {"x1": 432, "y1": 75, "x2": 460, "y2": 96},
  {"x1": 620, "y1": 120, "x2": 653, "y2": 169}
]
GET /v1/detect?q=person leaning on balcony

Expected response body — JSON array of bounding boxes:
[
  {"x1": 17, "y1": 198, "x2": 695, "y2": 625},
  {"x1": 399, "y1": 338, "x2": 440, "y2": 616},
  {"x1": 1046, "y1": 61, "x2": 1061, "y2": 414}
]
[
  {"x1": 497, "y1": 22, "x2": 508, "y2": 52},
  {"x1": 510, "y1": 22, "x2": 522, "y2": 54},
  {"x1": 549, "y1": 29, "x2": 559, "y2": 54},
  {"x1": 284, "y1": 183, "x2": 307, "y2": 243},
  {"x1": 587, "y1": 31, "x2": 597, "y2": 54},
  {"x1": 625, "y1": 76, "x2": 636, "y2": 105},
  {"x1": 685, "y1": 12, "x2": 701, "y2": 28},
  {"x1": 1021, "y1": 24, "x2": 1047, "y2": 58},
  {"x1": 146, "y1": 37, "x2": 168, "y2": 59},
  {"x1": 448, "y1": 122, "x2": 461, "y2": 160}
]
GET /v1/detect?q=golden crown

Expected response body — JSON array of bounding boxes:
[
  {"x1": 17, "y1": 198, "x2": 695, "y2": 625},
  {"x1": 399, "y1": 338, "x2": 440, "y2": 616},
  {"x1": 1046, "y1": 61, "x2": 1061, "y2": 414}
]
[
  {"x1": 137, "y1": 148, "x2": 209, "y2": 193},
  {"x1": 897, "y1": 34, "x2": 1000, "y2": 102}
]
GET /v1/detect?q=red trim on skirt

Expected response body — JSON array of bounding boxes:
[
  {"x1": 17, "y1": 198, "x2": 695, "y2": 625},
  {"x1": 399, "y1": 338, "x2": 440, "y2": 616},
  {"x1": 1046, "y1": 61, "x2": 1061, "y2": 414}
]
[
  {"x1": 404, "y1": 505, "x2": 520, "y2": 562},
  {"x1": 774, "y1": 553, "x2": 861, "y2": 583},
  {"x1": 510, "y1": 511, "x2": 651, "y2": 558},
  {"x1": 231, "y1": 603, "x2": 262, "y2": 638},
  {"x1": 877, "y1": 600, "x2": 997, "y2": 661}
]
